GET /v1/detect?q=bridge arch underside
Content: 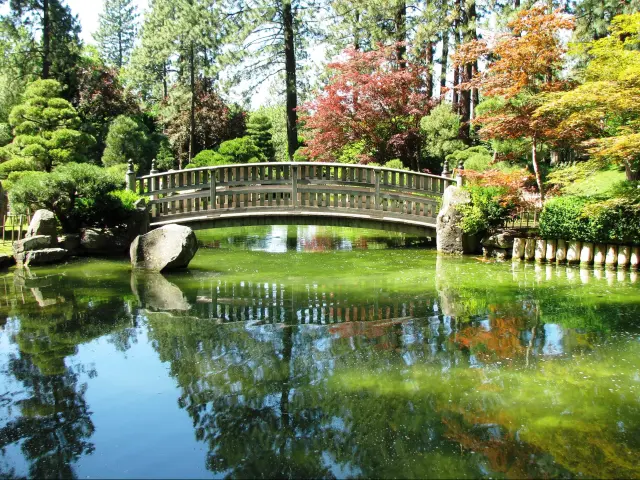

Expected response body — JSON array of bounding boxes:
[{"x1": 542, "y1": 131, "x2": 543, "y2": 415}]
[{"x1": 150, "y1": 210, "x2": 437, "y2": 237}]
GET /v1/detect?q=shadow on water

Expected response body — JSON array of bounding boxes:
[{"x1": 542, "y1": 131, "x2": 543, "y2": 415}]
[{"x1": 1, "y1": 225, "x2": 640, "y2": 478}]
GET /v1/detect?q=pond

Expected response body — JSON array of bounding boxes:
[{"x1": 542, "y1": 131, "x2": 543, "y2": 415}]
[{"x1": 0, "y1": 225, "x2": 639, "y2": 479}]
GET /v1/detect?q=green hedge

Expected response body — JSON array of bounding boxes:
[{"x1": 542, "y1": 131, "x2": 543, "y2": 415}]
[{"x1": 539, "y1": 196, "x2": 640, "y2": 244}]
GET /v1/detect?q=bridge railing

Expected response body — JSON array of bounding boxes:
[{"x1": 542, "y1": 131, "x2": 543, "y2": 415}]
[{"x1": 131, "y1": 162, "x2": 455, "y2": 222}]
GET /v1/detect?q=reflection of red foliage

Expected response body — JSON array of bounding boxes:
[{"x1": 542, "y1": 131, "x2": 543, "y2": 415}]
[
  {"x1": 442, "y1": 415, "x2": 540, "y2": 478},
  {"x1": 299, "y1": 235, "x2": 335, "y2": 252},
  {"x1": 328, "y1": 317, "x2": 408, "y2": 346},
  {"x1": 454, "y1": 316, "x2": 526, "y2": 364}
]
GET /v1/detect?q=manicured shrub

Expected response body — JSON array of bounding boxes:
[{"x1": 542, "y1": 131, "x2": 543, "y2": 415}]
[
  {"x1": 384, "y1": 159, "x2": 409, "y2": 170},
  {"x1": 9, "y1": 163, "x2": 136, "y2": 232},
  {"x1": 246, "y1": 114, "x2": 275, "y2": 161},
  {"x1": 539, "y1": 196, "x2": 591, "y2": 241},
  {"x1": 187, "y1": 149, "x2": 228, "y2": 168},
  {"x1": 541, "y1": 196, "x2": 640, "y2": 244}
]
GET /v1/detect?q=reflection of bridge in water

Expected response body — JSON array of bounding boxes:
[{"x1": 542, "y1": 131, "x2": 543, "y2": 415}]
[
  {"x1": 134, "y1": 274, "x2": 440, "y2": 325},
  {"x1": 130, "y1": 162, "x2": 456, "y2": 236}
]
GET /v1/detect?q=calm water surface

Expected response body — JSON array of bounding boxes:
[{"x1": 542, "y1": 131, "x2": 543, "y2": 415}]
[{"x1": 1, "y1": 225, "x2": 639, "y2": 479}]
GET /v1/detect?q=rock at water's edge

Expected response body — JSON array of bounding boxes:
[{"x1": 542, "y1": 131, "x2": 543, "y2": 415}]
[
  {"x1": 20, "y1": 248, "x2": 68, "y2": 266},
  {"x1": 130, "y1": 224, "x2": 198, "y2": 271},
  {"x1": 26, "y1": 209, "x2": 58, "y2": 239},
  {"x1": 436, "y1": 186, "x2": 477, "y2": 254}
]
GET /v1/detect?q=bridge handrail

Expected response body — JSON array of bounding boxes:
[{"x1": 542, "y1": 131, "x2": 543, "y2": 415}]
[
  {"x1": 135, "y1": 161, "x2": 454, "y2": 183},
  {"x1": 130, "y1": 161, "x2": 456, "y2": 225}
]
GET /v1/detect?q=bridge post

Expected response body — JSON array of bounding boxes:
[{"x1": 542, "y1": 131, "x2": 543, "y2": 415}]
[
  {"x1": 209, "y1": 169, "x2": 217, "y2": 210},
  {"x1": 456, "y1": 160, "x2": 464, "y2": 187},
  {"x1": 291, "y1": 164, "x2": 298, "y2": 207},
  {"x1": 374, "y1": 169, "x2": 381, "y2": 210},
  {"x1": 126, "y1": 159, "x2": 136, "y2": 192}
]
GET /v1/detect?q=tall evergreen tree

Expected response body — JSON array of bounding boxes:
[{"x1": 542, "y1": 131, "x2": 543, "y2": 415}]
[
  {"x1": 5, "y1": 0, "x2": 82, "y2": 99},
  {"x1": 246, "y1": 113, "x2": 276, "y2": 161},
  {"x1": 93, "y1": 0, "x2": 138, "y2": 68},
  {"x1": 224, "y1": 0, "x2": 324, "y2": 160}
]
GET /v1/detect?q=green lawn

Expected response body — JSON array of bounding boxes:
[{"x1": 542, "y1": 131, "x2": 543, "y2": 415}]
[{"x1": 561, "y1": 166, "x2": 625, "y2": 197}]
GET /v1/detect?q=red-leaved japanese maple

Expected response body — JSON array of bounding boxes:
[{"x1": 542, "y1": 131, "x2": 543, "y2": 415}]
[{"x1": 299, "y1": 45, "x2": 434, "y2": 169}]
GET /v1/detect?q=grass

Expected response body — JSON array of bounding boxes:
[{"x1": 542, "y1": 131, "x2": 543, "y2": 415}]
[{"x1": 561, "y1": 165, "x2": 625, "y2": 197}]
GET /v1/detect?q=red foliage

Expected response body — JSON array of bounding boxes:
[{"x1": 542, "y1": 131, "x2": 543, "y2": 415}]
[{"x1": 299, "y1": 45, "x2": 435, "y2": 168}]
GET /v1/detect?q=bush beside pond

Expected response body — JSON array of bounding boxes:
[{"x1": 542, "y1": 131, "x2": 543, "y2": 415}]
[
  {"x1": 540, "y1": 196, "x2": 640, "y2": 244},
  {"x1": 9, "y1": 163, "x2": 142, "y2": 233}
]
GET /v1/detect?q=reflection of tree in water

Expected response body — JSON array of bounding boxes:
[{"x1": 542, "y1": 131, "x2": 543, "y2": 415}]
[{"x1": 0, "y1": 271, "x2": 135, "y2": 479}]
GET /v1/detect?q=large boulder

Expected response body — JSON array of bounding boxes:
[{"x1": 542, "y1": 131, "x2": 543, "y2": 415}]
[
  {"x1": 19, "y1": 248, "x2": 67, "y2": 267},
  {"x1": 58, "y1": 234, "x2": 82, "y2": 256},
  {"x1": 130, "y1": 224, "x2": 198, "y2": 271},
  {"x1": 80, "y1": 228, "x2": 129, "y2": 255},
  {"x1": 436, "y1": 186, "x2": 478, "y2": 254},
  {"x1": 26, "y1": 209, "x2": 57, "y2": 239},
  {"x1": 13, "y1": 235, "x2": 56, "y2": 260}
]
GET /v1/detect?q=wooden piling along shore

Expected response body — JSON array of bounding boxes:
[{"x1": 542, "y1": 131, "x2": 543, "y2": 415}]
[{"x1": 513, "y1": 237, "x2": 640, "y2": 270}]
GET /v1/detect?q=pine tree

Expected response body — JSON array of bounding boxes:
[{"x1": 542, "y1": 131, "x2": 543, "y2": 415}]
[
  {"x1": 6, "y1": 0, "x2": 82, "y2": 99},
  {"x1": 93, "y1": 0, "x2": 138, "y2": 68},
  {"x1": 246, "y1": 114, "x2": 275, "y2": 161}
]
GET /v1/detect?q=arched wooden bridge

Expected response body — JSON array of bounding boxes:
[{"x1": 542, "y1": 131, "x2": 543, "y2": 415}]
[{"x1": 130, "y1": 162, "x2": 456, "y2": 235}]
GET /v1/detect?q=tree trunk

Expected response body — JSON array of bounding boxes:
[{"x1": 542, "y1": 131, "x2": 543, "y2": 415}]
[
  {"x1": 532, "y1": 138, "x2": 544, "y2": 201},
  {"x1": 188, "y1": 41, "x2": 196, "y2": 164},
  {"x1": 118, "y1": 30, "x2": 123, "y2": 68},
  {"x1": 452, "y1": 67, "x2": 459, "y2": 107},
  {"x1": 283, "y1": 0, "x2": 299, "y2": 160},
  {"x1": 353, "y1": 10, "x2": 360, "y2": 50},
  {"x1": 440, "y1": 31, "x2": 449, "y2": 96},
  {"x1": 459, "y1": 0, "x2": 476, "y2": 141},
  {"x1": 624, "y1": 161, "x2": 639, "y2": 181},
  {"x1": 394, "y1": 0, "x2": 407, "y2": 68},
  {"x1": 425, "y1": 41, "x2": 434, "y2": 98},
  {"x1": 162, "y1": 62, "x2": 168, "y2": 100},
  {"x1": 42, "y1": 0, "x2": 51, "y2": 79}
]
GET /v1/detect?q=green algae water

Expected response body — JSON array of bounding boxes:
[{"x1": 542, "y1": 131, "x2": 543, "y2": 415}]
[{"x1": 1, "y1": 225, "x2": 639, "y2": 479}]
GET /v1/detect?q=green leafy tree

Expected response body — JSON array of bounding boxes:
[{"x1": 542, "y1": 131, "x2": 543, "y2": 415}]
[
  {"x1": 254, "y1": 104, "x2": 288, "y2": 162},
  {"x1": 93, "y1": 0, "x2": 138, "y2": 68},
  {"x1": 5, "y1": 79, "x2": 95, "y2": 173},
  {"x1": 246, "y1": 114, "x2": 275, "y2": 161},
  {"x1": 420, "y1": 103, "x2": 465, "y2": 171},
  {"x1": 102, "y1": 115, "x2": 154, "y2": 172}
]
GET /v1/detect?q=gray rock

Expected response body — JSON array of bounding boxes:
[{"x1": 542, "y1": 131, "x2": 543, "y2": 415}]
[
  {"x1": 13, "y1": 235, "x2": 55, "y2": 255},
  {"x1": 81, "y1": 228, "x2": 131, "y2": 255},
  {"x1": 0, "y1": 253, "x2": 15, "y2": 270},
  {"x1": 81, "y1": 228, "x2": 112, "y2": 252},
  {"x1": 481, "y1": 232, "x2": 514, "y2": 250},
  {"x1": 20, "y1": 248, "x2": 68, "y2": 266},
  {"x1": 58, "y1": 234, "x2": 81, "y2": 255},
  {"x1": 436, "y1": 186, "x2": 477, "y2": 254},
  {"x1": 483, "y1": 247, "x2": 509, "y2": 260},
  {"x1": 26, "y1": 209, "x2": 57, "y2": 238},
  {"x1": 130, "y1": 225, "x2": 198, "y2": 271}
]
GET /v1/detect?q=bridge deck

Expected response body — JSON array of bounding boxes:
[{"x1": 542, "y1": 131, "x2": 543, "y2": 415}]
[{"x1": 133, "y1": 162, "x2": 454, "y2": 233}]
